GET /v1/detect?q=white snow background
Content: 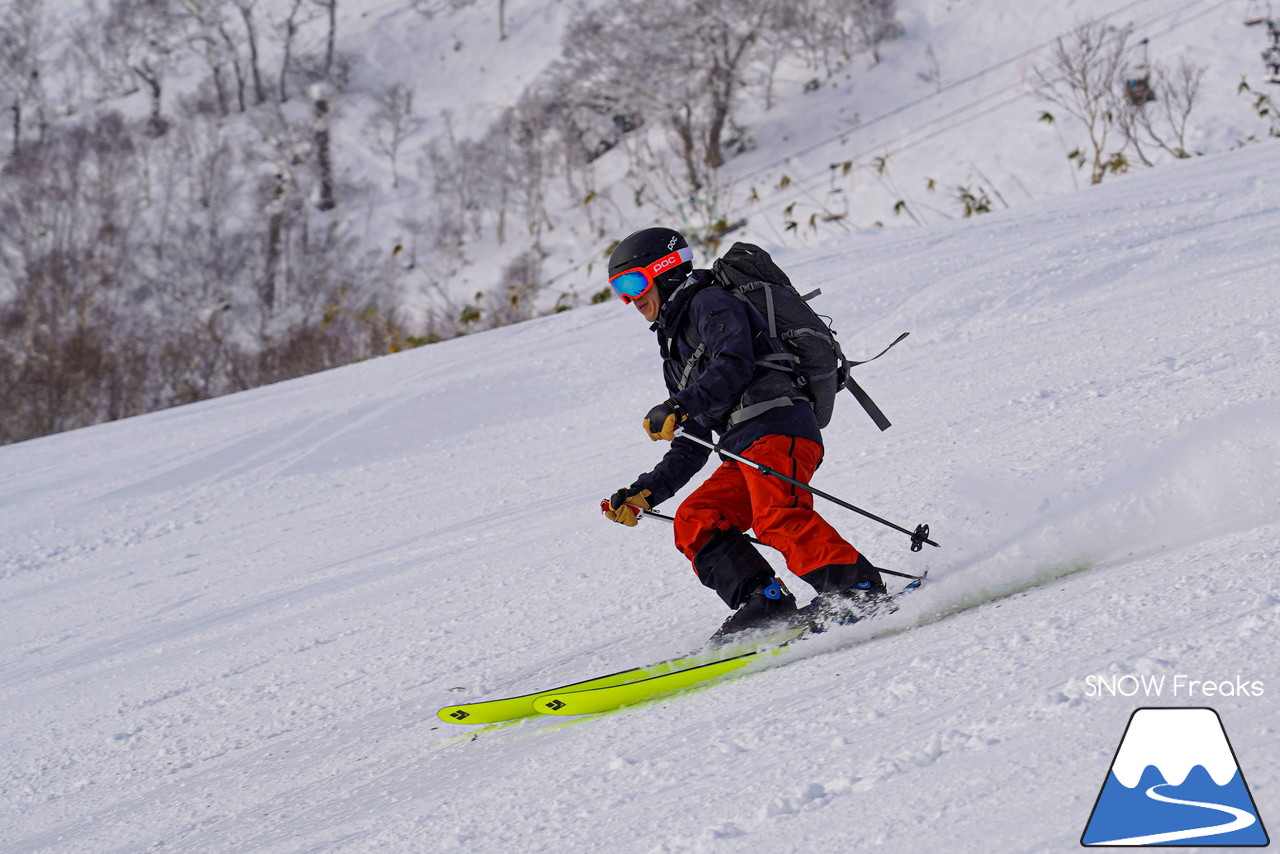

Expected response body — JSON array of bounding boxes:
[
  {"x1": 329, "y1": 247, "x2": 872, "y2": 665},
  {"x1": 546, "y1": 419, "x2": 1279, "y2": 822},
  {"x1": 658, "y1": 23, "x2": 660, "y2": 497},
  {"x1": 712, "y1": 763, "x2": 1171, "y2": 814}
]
[{"x1": 2, "y1": 121, "x2": 1279, "y2": 851}]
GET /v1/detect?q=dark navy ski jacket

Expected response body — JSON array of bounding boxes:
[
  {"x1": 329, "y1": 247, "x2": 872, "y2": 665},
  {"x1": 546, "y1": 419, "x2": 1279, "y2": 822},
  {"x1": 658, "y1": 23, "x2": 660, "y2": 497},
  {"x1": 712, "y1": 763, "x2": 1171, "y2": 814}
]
[{"x1": 631, "y1": 270, "x2": 822, "y2": 507}]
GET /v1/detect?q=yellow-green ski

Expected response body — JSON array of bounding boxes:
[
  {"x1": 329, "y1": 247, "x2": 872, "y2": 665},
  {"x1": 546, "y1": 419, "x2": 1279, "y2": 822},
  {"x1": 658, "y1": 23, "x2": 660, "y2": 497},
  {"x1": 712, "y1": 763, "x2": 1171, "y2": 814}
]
[
  {"x1": 437, "y1": 627, "x2": 803, "y2": 725},
  {"x1": 531, "y1": 577, "x2": 927, "y2": 718},
  {"x1": 438, "y1": 668, "x2": 647, "y2": 724},
  {"x1": 531, "y1": 648, "x2": 778, "y2": 716}
]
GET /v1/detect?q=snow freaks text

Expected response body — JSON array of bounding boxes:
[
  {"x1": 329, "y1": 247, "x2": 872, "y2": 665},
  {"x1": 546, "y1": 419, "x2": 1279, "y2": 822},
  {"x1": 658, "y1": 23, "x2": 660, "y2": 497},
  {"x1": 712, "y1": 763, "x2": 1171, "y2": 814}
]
[{"x1": 1085, "y1": 674, "x2": 1265, "y2": 699}]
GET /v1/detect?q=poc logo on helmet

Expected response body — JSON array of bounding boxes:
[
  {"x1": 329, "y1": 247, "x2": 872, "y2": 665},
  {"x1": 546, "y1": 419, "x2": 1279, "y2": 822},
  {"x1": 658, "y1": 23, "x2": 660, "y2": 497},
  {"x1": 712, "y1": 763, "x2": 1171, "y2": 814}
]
[{"x1": 668, "y1": 236, "x2": 678, "y2": 251}]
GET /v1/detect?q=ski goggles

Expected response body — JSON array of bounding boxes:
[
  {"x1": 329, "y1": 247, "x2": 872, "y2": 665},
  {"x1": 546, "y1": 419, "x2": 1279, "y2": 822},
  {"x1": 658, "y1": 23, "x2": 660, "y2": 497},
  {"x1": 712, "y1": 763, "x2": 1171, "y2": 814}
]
[{"x1": 608, "y1": 246, "x2": 693, "y2": 304}]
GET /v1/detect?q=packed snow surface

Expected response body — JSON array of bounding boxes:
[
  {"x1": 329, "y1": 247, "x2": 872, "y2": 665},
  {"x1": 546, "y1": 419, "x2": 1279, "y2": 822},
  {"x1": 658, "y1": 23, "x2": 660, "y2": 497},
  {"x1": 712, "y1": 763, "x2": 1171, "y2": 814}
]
[{"x1": 2, "y1": 140, "x2": 1279, "y2": 852}]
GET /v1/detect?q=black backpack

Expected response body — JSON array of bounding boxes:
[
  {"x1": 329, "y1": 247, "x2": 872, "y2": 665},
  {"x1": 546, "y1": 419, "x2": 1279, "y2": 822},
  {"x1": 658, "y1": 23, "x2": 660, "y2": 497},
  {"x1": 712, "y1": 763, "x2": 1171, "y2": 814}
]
[{"x1": 709, "y1": 242, "x2": 907, "y2": 431}]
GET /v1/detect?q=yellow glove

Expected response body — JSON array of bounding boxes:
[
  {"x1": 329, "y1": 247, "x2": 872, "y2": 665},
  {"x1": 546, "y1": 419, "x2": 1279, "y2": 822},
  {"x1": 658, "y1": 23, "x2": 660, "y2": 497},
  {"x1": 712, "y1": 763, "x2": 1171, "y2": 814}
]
[
  {"x1": 602, "y1": 488, "x2": 652, "y2": 527},
  {"x1": 643, "y1": 398, "x2": 688, "y2": 441}
]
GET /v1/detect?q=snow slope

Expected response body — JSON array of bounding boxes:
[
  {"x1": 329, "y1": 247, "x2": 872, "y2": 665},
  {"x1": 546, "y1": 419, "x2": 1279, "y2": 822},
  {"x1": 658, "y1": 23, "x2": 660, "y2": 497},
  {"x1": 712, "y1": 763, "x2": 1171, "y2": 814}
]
[{"x1": 2, "y1": 139, "x2": 1279, "y2": 852}]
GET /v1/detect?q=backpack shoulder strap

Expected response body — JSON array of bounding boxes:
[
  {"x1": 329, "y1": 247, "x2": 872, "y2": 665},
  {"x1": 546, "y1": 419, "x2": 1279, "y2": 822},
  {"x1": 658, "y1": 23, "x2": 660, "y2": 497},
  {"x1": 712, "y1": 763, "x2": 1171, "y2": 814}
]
[{"x1": 676, "y1": 339, "x2": 705, "y2": 392}]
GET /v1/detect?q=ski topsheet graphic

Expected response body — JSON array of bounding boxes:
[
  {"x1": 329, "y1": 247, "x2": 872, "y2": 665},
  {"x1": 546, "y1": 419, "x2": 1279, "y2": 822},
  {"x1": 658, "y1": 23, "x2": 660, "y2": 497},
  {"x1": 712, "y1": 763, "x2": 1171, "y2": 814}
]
[{"x1": 1081, "y1": 707, "x2": 1269, "y2": 847}]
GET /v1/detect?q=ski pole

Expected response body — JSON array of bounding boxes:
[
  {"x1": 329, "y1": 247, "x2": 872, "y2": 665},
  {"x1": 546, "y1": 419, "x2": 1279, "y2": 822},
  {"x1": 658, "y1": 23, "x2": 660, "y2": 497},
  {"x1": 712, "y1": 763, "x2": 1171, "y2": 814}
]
[
  {"x1": 639, "y1": 508, "x2": 927, "y2": 581},
  {"x1": 674, "y1": 429, "x2": 939, "y2": 552}
]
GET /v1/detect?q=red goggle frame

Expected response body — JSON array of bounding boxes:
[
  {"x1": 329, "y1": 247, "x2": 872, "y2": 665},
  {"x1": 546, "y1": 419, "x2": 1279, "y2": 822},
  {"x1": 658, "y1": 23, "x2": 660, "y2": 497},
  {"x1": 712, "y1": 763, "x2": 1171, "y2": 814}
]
[{"x1": 608, "y1": 246, "x2": 692, "y2": 304}]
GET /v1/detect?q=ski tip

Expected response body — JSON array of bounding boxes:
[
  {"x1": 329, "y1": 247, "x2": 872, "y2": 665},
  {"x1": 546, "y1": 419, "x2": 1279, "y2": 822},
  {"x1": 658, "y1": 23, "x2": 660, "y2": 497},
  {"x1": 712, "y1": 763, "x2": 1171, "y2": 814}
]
[
  {"x1": 437, "y1": 706, "x2": 476, "y2": 724},
  {"x1": 437, "y1": 701, "x2": 537, "y2": 725}
]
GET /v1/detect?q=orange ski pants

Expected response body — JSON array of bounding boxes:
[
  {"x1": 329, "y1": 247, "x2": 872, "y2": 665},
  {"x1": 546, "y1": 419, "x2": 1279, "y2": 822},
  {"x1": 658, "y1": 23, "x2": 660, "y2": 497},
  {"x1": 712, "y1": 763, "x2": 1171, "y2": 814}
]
[{"x1": 672, "y1": 434, "x2": 861, "y2": 581}]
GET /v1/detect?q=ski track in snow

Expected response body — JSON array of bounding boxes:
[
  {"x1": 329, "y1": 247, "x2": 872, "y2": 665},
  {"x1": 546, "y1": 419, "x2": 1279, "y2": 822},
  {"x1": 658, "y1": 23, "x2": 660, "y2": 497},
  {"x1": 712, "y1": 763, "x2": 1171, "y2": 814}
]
[{"x1": 3, "y1": 141, "x2": 1280, "y2": 852}]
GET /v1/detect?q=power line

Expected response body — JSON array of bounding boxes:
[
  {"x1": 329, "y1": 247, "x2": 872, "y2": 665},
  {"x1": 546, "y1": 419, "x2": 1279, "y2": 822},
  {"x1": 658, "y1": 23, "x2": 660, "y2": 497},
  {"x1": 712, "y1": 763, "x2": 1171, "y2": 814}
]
[
  {"x1": 539, "y1": 0, "x2": 1232, "y2": 293},
  {"x1": 747, "y1": 0, "x2": 1232, "y2": 226},
  {"x1": 697, "y1": 0, "x2": 1173, "y2": 200}
]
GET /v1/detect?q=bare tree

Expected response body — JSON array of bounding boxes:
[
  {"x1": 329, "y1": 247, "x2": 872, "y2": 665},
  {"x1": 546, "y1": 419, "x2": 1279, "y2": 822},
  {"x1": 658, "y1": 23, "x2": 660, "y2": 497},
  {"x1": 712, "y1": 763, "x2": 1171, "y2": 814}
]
[
  {"x1": 215, "y1": 13, "x2": 248, "y2": 111},
  {"x1": 67, "y1": 1, "x2": 140, "y2": 99},
  {"x1": 318, "y1": 0, "x2": 335, "y2": 75},
  {"x1": 559, "y1": 0, "x2": 773, "y2": 193},
  {"x1": 556, "y1": 0, "x2": 900, "y2": 195},
  {"x1": 181, "y1": 3, "x2": 233, "y2": 115},
  {"x1": 230, "y1": 0, "x2": 267, "y2": 105},
  {"x1": 0, "y1": 111, "x2": 148, "y2": 439},
  {"x1": 495, "y1": 100, "x2": 555, "y2": 250},
  {"x1": 273, "y1": 0, "x2": 309, "y2": 102},
  {"x1": 851, "y1": 0, "x2": 902, "y2": 65},
  {"x1": 771, "y1": 0, "x2": 901, "y2": 76},
  {"x1": 698, "y1": 0, "x2": 772, "y2": 172},
  {"x1": 312, "y1": 0, "x2": 337, "y2": 210},
  {"x1": 1033, "y1": 22, "x2": 1135, "y2": 185},
  {"x1": 0, "y1": 1, "x2": 50, "y2": 155},
  {"x1": 253, "y1": 105, "x2": 311, "y2": 311},
  {"x1": 311, "y1": 82, "x2": 336, "y2": 210},
  {"x1": 487, "y1": 250, "x2": 542, "y2": 327},
  {"x1": 132, "y1": 1, "x2": 190, "y2": 134},
  {"x1": 1121, "y1": 57, "x2": 1205, "y2": 164},
  {"x1": 368, "y1": 82, "x2": 423, "y2": 188},
  {"x1": 0, "y1": 0, "x2": 423, "y2": 446},
  {"x1": 68, "y1": 0, "x2": 190, "y2": 135},
  {"x1": 424, "y1": 110, "x2": 489, "y2": 240}
]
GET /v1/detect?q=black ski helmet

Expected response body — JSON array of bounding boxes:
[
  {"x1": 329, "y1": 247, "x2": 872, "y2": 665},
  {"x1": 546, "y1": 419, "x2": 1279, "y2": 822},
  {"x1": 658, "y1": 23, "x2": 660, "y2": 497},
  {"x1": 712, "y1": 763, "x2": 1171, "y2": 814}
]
[{"x1": 608, "y1": 227, "x2": 693, "y2": 299}]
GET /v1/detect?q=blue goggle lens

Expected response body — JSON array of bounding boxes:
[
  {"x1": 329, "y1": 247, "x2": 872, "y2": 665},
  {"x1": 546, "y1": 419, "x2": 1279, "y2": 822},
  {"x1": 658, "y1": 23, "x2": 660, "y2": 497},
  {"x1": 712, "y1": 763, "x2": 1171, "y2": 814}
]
[{"x1": 609, "y1": 270, "x2": 651, "y2": 301}]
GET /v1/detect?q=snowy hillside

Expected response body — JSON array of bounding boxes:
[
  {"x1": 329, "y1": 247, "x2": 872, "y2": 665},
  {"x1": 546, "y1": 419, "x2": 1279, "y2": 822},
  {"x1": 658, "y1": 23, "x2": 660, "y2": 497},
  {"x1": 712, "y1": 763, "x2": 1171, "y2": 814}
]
[
  {"x1": 352, "y1": 0, "x2": 1279, "y2": 304},
  {"x1": 37, "y1": 0, "x2": 1269, "y2": 305},
  {"x1": 7, "y1": 0, "x2": 1278, "y2": 449},
  {"x1": 2, "y1": 136, "x2": 1279, "y2": 852}
]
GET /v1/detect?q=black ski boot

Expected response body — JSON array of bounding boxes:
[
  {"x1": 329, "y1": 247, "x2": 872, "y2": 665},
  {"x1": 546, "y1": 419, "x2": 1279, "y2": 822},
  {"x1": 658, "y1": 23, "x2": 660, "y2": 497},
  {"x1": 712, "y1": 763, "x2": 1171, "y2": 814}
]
[
  {"x1": 694, "y1": 528, "x2": 798, "y2": 641},
  {"x1": 801, "y1": 555, "x2": 895, "y2": 627},
  {"x1": 711, "y1": 576, "x2": 798, "y2": 642}
]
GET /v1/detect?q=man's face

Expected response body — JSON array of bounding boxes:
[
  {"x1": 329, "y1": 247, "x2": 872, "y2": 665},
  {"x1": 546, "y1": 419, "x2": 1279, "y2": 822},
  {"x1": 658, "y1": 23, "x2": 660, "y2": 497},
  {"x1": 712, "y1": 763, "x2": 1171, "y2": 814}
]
[{"x1": 633, "y1": 287, "x2": 661, "y2": 322}]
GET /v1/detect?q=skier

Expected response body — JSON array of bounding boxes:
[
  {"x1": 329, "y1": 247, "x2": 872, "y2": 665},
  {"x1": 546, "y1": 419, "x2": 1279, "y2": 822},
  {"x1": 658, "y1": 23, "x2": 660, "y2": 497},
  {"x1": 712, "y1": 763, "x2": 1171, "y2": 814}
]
[{"x1": 601, "y1": 227, "x2": 886, "y2": 638}]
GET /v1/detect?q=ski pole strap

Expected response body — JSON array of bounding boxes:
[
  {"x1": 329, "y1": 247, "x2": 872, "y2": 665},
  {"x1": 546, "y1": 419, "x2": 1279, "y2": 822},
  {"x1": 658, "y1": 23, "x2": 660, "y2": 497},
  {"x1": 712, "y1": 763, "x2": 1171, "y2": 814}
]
[{"x1": 640, "y1": 509, "x2": 926, "y2": 581}]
